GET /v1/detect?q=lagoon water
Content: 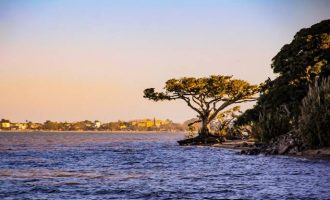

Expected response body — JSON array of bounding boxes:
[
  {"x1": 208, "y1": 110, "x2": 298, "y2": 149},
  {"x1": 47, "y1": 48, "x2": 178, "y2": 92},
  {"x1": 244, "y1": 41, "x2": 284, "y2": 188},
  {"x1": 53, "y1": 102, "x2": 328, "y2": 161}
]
[{"x1": 0, "y1": 132, "x2": 329, "y2": 199}]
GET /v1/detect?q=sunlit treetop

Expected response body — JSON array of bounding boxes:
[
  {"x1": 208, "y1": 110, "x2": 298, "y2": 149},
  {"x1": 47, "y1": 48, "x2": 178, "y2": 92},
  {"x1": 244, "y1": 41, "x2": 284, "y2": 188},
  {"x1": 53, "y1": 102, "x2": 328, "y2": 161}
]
[
  {"x1": 272, "y1": 19, "x2": 330, "y2": 81},
  {"x1": 145, "y1": 75, "x2": 258, "y2": 102}
]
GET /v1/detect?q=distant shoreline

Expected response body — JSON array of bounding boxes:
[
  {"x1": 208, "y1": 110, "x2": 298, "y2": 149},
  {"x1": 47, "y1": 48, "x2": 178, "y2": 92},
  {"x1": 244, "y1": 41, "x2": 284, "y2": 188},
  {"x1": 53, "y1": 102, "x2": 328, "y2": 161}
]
[{"x1": 0, "y1": 130, "x2": 186, "y2": 134}]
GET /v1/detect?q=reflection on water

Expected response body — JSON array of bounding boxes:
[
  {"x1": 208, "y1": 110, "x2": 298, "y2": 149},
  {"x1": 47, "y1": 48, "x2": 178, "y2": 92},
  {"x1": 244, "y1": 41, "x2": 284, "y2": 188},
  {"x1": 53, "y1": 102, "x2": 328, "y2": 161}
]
[{"x1": 0, "y1": 132, "x2": 329, "y2": 199}]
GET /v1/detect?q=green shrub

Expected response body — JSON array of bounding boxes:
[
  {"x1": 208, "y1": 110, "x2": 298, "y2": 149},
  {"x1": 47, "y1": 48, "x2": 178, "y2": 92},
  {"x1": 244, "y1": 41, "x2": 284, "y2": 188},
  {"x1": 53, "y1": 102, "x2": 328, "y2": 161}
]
[
  {"x1": 252, "y1": 106, "x2": 292, "y2": 143},
  {"x1": 297, "y1": 77, "x2": 330, "y2": 147}
]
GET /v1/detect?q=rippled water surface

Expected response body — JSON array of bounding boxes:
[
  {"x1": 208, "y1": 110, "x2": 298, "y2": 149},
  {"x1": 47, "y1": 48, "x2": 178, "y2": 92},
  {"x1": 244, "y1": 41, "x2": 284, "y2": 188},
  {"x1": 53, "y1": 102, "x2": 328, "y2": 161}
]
[{"x1": 0, "y1": 132, "x2": 329, "y2": 199}]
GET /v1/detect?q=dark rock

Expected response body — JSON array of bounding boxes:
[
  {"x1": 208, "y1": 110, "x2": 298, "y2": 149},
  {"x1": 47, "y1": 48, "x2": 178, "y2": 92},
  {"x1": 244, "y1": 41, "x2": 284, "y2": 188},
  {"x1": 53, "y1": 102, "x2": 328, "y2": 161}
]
[
  {"x1": 240, "y1": 148, "x2": 261, "y2": 155},
  {"x1": 255, "y1": 143, "x2": 267, "y2": 148},
  {"x1": 177, "y1": 135, "x2": 224, "y2": 146},
  {"x1": 271, "y1": 149, "x2": 279, "y2": 155},
  {"x1": 278, "y1": 144, "x2": 290, "y2": 155},
  {"x1": 288, "y1": 146, "x2": 299, "y2": 155},
  {"x1": 247, "y1": 148, "x2": 261, "y2": 155},
  {"x1": 241, "y1": 142, "x2": 249, "y2": 147},
  {"x1": 262, "y1": 133, "x2": 300, "y2": 155}
]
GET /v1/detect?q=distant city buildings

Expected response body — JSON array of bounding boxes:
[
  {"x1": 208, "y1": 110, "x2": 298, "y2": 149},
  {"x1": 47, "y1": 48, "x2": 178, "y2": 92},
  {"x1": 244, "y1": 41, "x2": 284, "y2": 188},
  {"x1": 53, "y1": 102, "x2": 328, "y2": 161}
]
[
  {"x1": 131, "y1": 118, "x2": 170, "y2": 128},
  {"x1": 94, "y1": 120, "x2": 101, "y2": 129},
  {"x1": 0, "y1": 119, "x2": 11, "y2": 129}
]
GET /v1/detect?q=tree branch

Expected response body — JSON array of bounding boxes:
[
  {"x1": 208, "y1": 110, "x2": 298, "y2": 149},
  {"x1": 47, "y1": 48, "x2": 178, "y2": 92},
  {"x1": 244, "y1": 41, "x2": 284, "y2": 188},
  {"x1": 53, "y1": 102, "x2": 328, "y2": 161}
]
[
  {"x1": 208, "y1": 101, "x2": 232, "y2": 122},
  {"x1": 181, "y1": 96, "x2": 203, "y2": 116},
  {"x1": 188, "y1": 119, "x2": 201, "y2": 127},
  {"x1": 192, "y1": 96, "x2": 204, "y2": 111},
  {"x1": 233, "y1": 99, "x2": 256, "y2": 103}
]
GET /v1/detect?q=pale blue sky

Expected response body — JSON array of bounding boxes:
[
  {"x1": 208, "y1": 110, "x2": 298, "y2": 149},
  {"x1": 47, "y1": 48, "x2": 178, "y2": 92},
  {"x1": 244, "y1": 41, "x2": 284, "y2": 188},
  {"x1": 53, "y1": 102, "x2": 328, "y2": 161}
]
[{"x1": 0, "y1": 0, "x2": 329, "y2": 122}]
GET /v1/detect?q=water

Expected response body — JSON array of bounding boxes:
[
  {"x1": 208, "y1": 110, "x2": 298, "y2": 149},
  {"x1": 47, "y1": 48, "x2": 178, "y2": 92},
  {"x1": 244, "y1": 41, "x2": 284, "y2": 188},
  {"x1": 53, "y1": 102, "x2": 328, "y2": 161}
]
[{"x1": 0, "y1": 132, "x2": 329, "y2": 200}]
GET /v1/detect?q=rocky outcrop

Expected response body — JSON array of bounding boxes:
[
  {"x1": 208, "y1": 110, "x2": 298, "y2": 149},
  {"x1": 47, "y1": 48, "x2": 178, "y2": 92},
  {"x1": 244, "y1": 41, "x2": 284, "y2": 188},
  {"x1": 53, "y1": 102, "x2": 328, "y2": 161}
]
[
  {"x1": 263, "y1": 133, "x2": 303, "y2": 155},
  {"x1": 240, "y1": 133, "x2": 303, "y2": 156}
]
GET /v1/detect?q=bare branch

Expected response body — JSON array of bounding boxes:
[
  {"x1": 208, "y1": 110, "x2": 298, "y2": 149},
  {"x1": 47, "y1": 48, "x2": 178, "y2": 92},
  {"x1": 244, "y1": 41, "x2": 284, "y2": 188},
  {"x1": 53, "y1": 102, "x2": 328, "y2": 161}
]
[
  {"x1": 188, "y1": 119, "x2": 201, "y2": 127},
  {"x1": 233, "y1": 99, "x2": 256, "y2": 103},
  {"x1": 181, "y1": 96, "x2": 203, "y2": 116},
  {"x1": 208, "y1": 101, "x2": 232, "y2": 122},
  {"x1": 192, "y1": 96, "x2": 203, "y2": 109}
]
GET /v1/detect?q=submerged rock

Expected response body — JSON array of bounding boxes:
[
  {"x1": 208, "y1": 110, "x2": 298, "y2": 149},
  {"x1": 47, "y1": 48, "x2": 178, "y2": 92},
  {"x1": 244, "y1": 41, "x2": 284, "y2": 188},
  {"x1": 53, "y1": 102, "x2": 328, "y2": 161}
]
[
  {"x1": 240, "y1": 148, "x2": 261, "y2": 155},
  {"x1": 241, "y1": 142, "x2": 249, "y2": 147}
]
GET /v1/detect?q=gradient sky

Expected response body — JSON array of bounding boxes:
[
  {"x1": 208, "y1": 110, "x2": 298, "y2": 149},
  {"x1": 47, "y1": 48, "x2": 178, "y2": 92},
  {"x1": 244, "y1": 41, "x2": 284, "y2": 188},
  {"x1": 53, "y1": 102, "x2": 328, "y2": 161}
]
[{"x1": 1, "y1": 0, "x2": 330, "y2": 123}]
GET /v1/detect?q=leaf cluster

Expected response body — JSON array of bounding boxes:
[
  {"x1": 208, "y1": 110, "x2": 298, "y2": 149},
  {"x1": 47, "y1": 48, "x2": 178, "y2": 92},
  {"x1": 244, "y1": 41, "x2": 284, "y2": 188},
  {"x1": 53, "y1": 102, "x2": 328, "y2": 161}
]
[{"x1": 144, "y1": 75, "x2": 259, "y2": 103}]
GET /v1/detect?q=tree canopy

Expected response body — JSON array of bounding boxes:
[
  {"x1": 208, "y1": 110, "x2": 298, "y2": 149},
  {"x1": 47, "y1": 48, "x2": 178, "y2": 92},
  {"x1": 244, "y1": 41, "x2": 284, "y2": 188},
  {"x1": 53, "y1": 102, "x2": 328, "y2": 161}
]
[
  {"x1": 267, "y1": 19, "x2": 330, "y2": 111},
  {"x1": 144, "y1": 75, "x2": 259, "y2": 137},
  {"x1": 236, "y1": 19, "x2": 330, "y2": 143}
]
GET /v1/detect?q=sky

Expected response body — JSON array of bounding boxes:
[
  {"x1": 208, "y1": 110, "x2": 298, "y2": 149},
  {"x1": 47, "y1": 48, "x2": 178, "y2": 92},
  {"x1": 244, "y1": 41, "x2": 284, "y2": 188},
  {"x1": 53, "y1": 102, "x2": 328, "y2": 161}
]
[{"x1": 0, "y1": 0, "x2": 330, "y2": 123}]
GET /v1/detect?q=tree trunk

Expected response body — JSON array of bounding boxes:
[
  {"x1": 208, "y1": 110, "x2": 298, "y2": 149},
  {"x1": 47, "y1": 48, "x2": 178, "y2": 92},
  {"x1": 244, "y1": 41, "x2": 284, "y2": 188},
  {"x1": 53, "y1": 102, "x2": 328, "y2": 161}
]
[
  {"x1": 199, "y1": 118, "x2": 210, "y2": 137},
  {"x1": 177, "y1": 116, "x2": 225, "y2": 146}
]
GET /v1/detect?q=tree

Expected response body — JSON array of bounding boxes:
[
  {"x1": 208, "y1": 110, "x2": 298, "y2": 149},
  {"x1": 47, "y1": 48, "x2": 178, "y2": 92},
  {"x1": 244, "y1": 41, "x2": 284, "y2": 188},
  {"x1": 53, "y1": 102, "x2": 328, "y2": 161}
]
[
  {"x1": 144, "y1": 75, "x2": 259, "y2": 139},
  {"x1": 237, "y1": 20, "x2": 330, "y2": 142},
  {"x1": 263, "y1": 19, "x2": 330, "y2": 115},
  {"x1": 43, "y1": 120, "x2": 59, "y2": 130}
]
